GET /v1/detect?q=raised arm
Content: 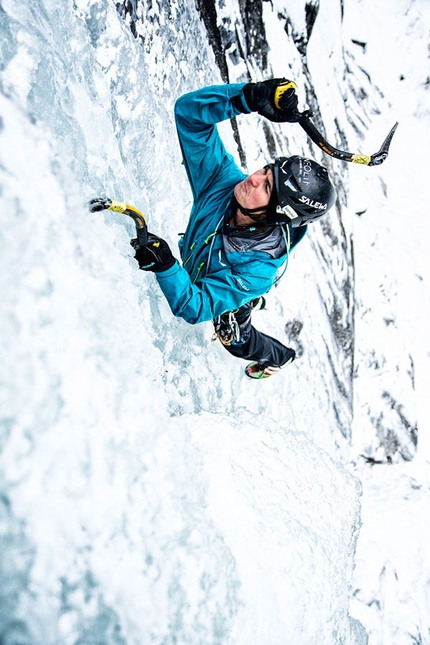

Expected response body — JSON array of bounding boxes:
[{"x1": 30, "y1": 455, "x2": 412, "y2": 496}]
[{"x1": 174, "y1": 84, "x2": 250, "y2": 200}]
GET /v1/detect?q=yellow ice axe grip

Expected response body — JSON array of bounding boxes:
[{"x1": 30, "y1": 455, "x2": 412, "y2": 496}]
[
  {"x1": 89, "y1": 196, "x2": 148, "y2": 244},
  {"x1": 108, "y1": 201, "x2": 146, "y2": 221},
  {"x1": 274, "y1": 80, "x2": 297, "y2": 110},
  {"x1": 351, "y1": 154, "x2": 371, "y2": 165},
  {"x1": 297, "y1": 112, "x2": 399, "y2": 167},
  {"x1": 107, "y1": 200, "x2": 130, "y2": 213},
  {"x1": 107, "y1": 201, "x2": 147, "y2": 230}
]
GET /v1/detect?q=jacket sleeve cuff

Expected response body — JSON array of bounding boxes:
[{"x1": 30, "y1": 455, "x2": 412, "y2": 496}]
[
  {"x1": 231, "y1": 85, "x2": 253, "y2": 114},
  {"x1": 153, "y1": 259, "x2": 181, "y2": 278}
]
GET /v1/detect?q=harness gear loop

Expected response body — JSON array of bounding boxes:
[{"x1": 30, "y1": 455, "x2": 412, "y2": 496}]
[{"x1": 211, "y1": 311, "x2": 241, "y2": 346}]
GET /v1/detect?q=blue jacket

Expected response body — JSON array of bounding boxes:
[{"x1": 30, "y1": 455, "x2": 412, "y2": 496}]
[{"x1": 155, "y1": 84, "x2": 306, "y2": 324}]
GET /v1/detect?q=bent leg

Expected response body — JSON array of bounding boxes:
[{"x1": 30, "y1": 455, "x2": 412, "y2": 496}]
[
  {"x1": 226, "y1": 325, "x2": 295, "y2": 367},
  {"x1": 217, "y1": 305, "x2": 295, "y2": 368}
]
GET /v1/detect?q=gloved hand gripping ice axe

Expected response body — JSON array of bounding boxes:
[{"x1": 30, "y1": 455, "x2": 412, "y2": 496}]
[
  {"x1": 88, "y1": 197, "x2": 148, "y2": 244},
  {"x1": 274, "y1": 81, "x2": 398, "y2": 166},
  {"x1": 88, "y1": 197, "x2": 176, "y2": 273}
]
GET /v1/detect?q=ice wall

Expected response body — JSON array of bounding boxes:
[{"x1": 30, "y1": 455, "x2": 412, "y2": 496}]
[{"x1": 1, "y1": 0, "x2": 430, "y2": 644}]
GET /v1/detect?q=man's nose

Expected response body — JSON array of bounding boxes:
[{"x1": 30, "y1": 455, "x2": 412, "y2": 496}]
[{"x1": 249, "y1": 172, "x2": 264, "y2": 187}]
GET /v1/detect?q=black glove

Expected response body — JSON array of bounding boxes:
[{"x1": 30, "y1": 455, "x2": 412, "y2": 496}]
[
  {"x1": 241, "y1": 78, "x2": 300, "y2": 123},
  {"x1": 131, "y1": 233, "x2": 176, "y2": 272}
]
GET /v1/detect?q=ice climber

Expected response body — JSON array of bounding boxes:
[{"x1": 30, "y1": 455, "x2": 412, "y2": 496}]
[{"x1": 133, "y1": 79, "x2": 336, "y2": 379}]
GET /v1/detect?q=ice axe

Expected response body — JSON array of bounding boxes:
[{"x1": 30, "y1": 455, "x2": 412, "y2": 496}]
[
  {"x1": 88, "y1": 197, "x2": 148, "y2": 244},
  {"x1": 274, "y1": 82, "x2": 398, "y2": 166}
]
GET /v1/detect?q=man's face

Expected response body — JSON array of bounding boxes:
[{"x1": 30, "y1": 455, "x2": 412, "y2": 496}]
[{"x1": 234, "y1": 167, "x2": 274, "y2": 214}]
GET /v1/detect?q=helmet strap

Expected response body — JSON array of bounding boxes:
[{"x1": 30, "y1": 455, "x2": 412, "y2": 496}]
[{"x1": 233, "y1": 197, "x2": 269, "y2": 221}]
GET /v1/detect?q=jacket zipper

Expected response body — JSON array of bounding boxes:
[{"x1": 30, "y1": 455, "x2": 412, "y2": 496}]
[
  {"x1": 183, "y1": 231, "x2": 220, "y2": 280},
  {"x1": 192, "y1": 262, "x2": 205, "y2": 283}
]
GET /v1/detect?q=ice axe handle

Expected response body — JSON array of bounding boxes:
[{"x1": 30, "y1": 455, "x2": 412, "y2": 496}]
[
  {"x1": 88, "y1": 198, "x2": 148, "y2": 243},
  {"x1": 135, "y1": 220, "x2": 148, "y2": 245},
  {"x1": 296, "y1": 111, "x2": 398, "y2": 166}
]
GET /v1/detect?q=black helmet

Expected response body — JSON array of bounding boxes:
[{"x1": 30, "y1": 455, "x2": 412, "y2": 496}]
[{"x1": 267, "y1": 156, "x2": 336, "y2": 227}]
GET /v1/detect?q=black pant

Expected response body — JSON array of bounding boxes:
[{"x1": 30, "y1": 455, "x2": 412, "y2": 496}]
[{"x1": 216, "y1": 304, "x2": 295, "y2": 368}]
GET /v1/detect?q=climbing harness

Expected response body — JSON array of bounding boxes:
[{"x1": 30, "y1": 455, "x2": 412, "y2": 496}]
[{"x1": 211, "y1": 311, "x2": 241, "y2": 346}]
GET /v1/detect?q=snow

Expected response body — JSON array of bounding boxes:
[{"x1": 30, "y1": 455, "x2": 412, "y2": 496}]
[{"x1": 1, "y1": 0, "x2": 430, "y2": 644}]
